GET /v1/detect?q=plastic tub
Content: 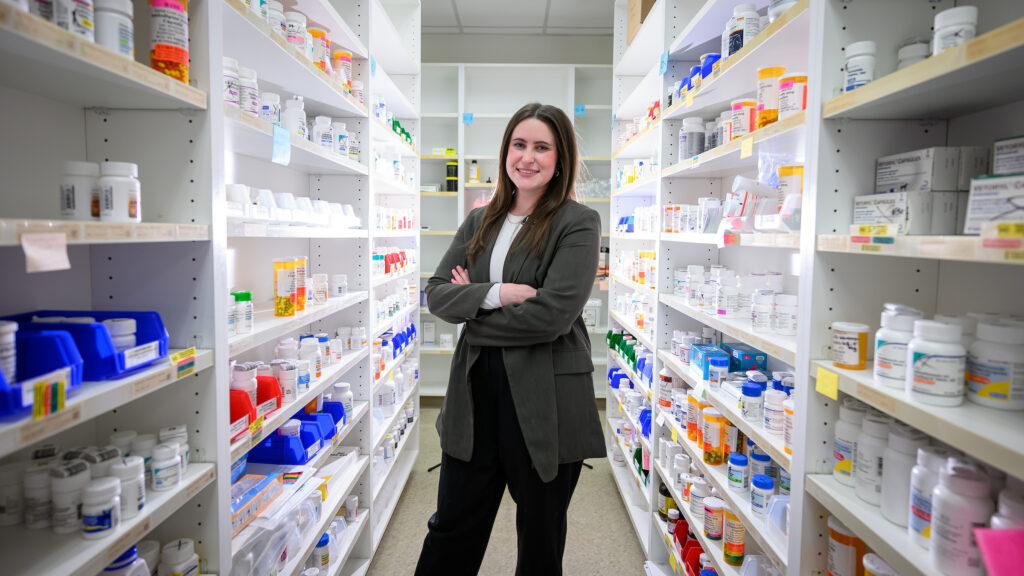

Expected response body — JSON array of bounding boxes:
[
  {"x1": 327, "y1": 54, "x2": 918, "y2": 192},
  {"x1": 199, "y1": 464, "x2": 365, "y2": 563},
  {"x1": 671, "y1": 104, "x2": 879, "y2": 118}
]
[{"x1": 0, "y1": 330, "x2": 84, "y2": 416}]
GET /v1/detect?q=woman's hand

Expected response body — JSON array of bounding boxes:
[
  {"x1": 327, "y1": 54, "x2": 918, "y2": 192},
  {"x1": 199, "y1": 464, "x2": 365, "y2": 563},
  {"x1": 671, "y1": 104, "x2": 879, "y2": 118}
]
[
  {"x1": 499, "y1": 283, "x2": 538, "y2": 306},
  {"x1": 450, "y1": 265, "x2": 471, "y2": 285}
]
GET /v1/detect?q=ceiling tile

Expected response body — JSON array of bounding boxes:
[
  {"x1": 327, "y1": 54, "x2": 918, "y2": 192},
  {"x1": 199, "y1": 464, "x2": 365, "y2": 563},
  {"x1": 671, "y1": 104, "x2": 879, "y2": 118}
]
[
  {"x1": 454, "y1": 0, "x2": 548, "y2": 27},
  {"x1": 421, "y1": 0, "x2": 458, "y2": 27},
  {"x1": 545, "y1": 27, "x2": 613, "y2": 35},
  {"x1": 547, "y1": 0, "x2": 614, "y2": 28},
  {"x1": 423, "y1": 26, "x2": 463, "y2": 33},
  {"x1": 461, "y1": 27, "x2": 546, "y2": 34}
]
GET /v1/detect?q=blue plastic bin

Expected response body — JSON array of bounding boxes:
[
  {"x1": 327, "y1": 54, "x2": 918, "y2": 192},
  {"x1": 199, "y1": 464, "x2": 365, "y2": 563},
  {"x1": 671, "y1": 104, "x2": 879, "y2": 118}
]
[
  {"x1": 0, "y1": 330, "x2": 84, "y2": 416},
  {"x1": 248, "y1": 421, "x2": 324, "y2": 465}
]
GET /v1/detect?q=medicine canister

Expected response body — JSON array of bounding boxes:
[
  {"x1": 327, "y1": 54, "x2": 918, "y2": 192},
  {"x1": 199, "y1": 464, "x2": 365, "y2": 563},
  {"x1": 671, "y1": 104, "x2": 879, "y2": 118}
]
[
  {"x1": 54, "y1": 0, "x2": 94, "y2": 40},
  {"x1": 102, "y1": 545, "x2": 150, "y2": 576},
  {"x1": 832, "y1": 322, "x2": 870, "y2": 370},
  {"x1": 774, "y1": 294, "x2": 798, "y2": 336},
  {"x1": 966, "y1": 323, "x2": 1024, "y2": 410},
  {"x1": 239, "y1": 67, "x2": 260, "y2": 116},
  {"x1": 657, "y1": 482, "x2": 674, "y2": 521},
  {"x1": 777, "y1": 71, "x2": 807, "y2": 119},
  {"x1": 260, "y1": 92, "x2": 281, "y2": 125},
  {"x1": 266, "y1": 0, "x2": 285, "y2": 37},
  {"x1": 723, "y1": 502, "x2": 745, "y2": 565},
  {"x1": 907, "y1": 320, "x2": 966, "y2": 406},
  {"x1": 231, "y1": 363, "x2": 258, "y2": 407},
  {"x1": 703, "y1": 497, "x2": 725, "y2": 540},
  {"x1": 909, "y1": 445, "x2": 955, "y2": 549},
  {"x1": 880, "y1": 422, "x2": 929, "y2": 526},
  {"x1": 99, "y1": 162, "x2": 141, "y2": 223},
  {"x1": 932, "y1": 5, "x2": 977, "y2": 56},
  {"x1": 702, "y1": 407, "x2": 726, "y2": 465},
  {"x1": 756, "y1": 66, "x2": 785, "y2": 128},
  {"x1": 782, "y1": 397, "x2": 795, "y2": 455},
  {"x1": 313, "y1": 115, "x2": 333, "y2": 150},
  {"x1": 131, "y1": 433, "x2": 157, "y2": 485},
  {"x1": 777, "y1": 164, "x2": 803, "y2": 207},
  {"x1": 222, "y1": 56, "x2": 239, "y2": 106},
  {"x1": 233, "y1": 291, "x2": 254, "y2": 334},
  {"x1": 844, "y1": 41, "x2": 876, "y2": 92},
  {"x1": 149, "y1": 0, "x2": 189, "y2": 84},
  {"x1": 679, "y1": 117, "x2": 705, "y2": 159},
  {"x1": 282, "y1": 96, "x2": 307, "y2": 139},
  {"x1": 741, "y1": 381, "x2": 763, "y2": 423},
  {"x1": 104, "y1": 318, "x2": 137, "y2": 351},
  {"x1": 0, "y1": 461, "x2": 25, "y2": 526},
  {"x1": 828, "y1": 515, "x2": 865, "y2": 576},
  {"x1": 23, "y1": 461, "x2": 52, "y2": 529},
  {"x1": 84, "y1": 445, "x2": 122, "y2": 477},
  {"x1": 82, "y1": 476, "x2": 121, "y2": 539},
  {"x1": 750, "y1": 451, "x2": 775, "y2": 482},
  {"x1": 110, "y1": 456, "x2": 145, "y2": 520},
  {"x1": 61, "y1": 161, "x2": 101, "y2": 221},
  {"x1": 285, "y1": 11, "x2": 307, "y2": 51},
  {"x1": 314, "y1": 532, "x2": 330, "y2": 567},
  {"x1": 730, "y1": 99, "x2": 756, "y2": 140},
  {"x1": 667, "y1": 508, "x2": 679, "y2": 535},
  {"x1": 333, "y1": 50, "x2": 353, "y2": 90},
  {"x1": 159, "y1": 538, "x2": 199, "y2": 576},
  {"x1": 875, "y1": 311, "x2": 920, "y2": 388},
  {"x1": 137, "y1": 540, "x2": 161, "y2": 575},
  {"x1": 930, "y1": 462, "x2": 994, "y2": 576},
  {"x1": 935, "y1": 314, "x2": 978, "y2": 349},
  {"x1": 727, "y1": 453, "x2": 749, "y2": 490},
  {"x1": 686, "y1": 391, "x2": 701, "y2": 441},
  {"x1": 834, "y1": 397, "x2": 868, "y2": 486},
  {"x1": 991, "y1": 489, "x2": 1024, "y2": 530},
  {"x1": 273, "y1": 258, "x2": 297, "y2": 317},
  {"x1": 689, "y1": 478, "x2": 710, "y2": 522},
  {"x1": 51, "y1": 459, "x2": 91, "y2": 534},
  {"x1": 708, "y1": 357, "x2": 729, "y2": 390},
  {"x1": 109, "y1": 430, "x2": 137, "y2": 458},
  {"x1": 728, "y1": 4, "x2": 759, "y2": 56},
  {"x1": 854, "y1": 411, "x2": 893, "y2": 505},
  {"x1": 750, "y1": 474, "x2": 774, "y2": 518},
  {"x1": 897, "y1": 41, "x2": 930, "y2": 70},
  {"x1": 763, "y1": 389, "x2": 786, "y2": 435},
  {"x1": 863, "y1": 553, "x2": 899, "y2": 576},
  {"x1": 150, "y1": 443, "x2": 181, "y2": 491},
  {"x1": 333, "y1": 121, "x2": 349, "y2": 155},
  {"x1": 351, "y1": 80, "x2": 364, "y2": 105}
]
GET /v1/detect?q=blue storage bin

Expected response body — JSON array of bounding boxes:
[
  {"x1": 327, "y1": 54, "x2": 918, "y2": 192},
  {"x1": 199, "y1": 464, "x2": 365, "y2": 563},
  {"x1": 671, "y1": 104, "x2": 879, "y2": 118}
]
[
  {"x1": 4, "y1": 310, "x2": 169, "y2": 380},
  {"x1": 293, "y1": 412, "x2": 336, "y2": 443},
  {"x1": 248, "y1": 422, "x2": 323, "y2": 465},
  {"x1": 0, "y1": 330, "x2": 84, "y2": 416},
  {"x1": 321, "y1": 401, "x2": 346, "y2": 429}
]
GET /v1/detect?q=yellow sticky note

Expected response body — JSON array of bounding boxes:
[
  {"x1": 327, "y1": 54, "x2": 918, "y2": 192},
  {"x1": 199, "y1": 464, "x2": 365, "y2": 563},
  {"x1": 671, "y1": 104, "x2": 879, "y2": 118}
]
[
  {"x1": 671, "y1": 427, "x2": 678, "y2": 443},
  {"x1": 816, "y1": 366, "x2": 840, "y2": 400},
  {"x1": 997, "y1": 222, "x2": 1024, "y2": 238},
  {"x1": 740, "y1": 137, "x2": 754, "y2": 159},
  {"x1": 685, "y1": 93, "x2": 694, "y2": 108}
]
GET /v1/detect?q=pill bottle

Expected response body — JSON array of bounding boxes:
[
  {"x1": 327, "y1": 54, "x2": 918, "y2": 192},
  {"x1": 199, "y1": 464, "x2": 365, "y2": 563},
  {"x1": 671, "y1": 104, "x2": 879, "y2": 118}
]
[
  {"x1": 222, "y1": 56, "x2": 239, "y2": 105},
  {"x1": 875, "y1": 311, "x2": 919, "y2": 388},
  {"x1": 708, "y1": 357, "x2": 729, "y2": 390},
  {"x1": 782, "y1": 397, "x2": 795, "y2": 455},
  {"x1": 704, "y1": 120, "x2": 717, "y2": 150},
  {"x1": 689, "y1": 478, "x2": 710, "y2": 522},
  {"x1": 750, "y1": 474, "x2": 774, "y2": 517},
  {"x1": 907, "y1": 320, "x2": 966, "y2": 407},
  {"x1": 159, "y1": 538, "x2": 199, "y2": 576},
  {"x1": 232, "y1": 291, "x2": 253, "y2": 334},
  {"x1": 130, "y1": 432, "x2": 157, "y2": 473},
  {"x1": 150, "y1": 443, "x2": 181, "y2": 491},
  {"x1": 932, "y1": 5, "x2": 977, "y2": 56},
  {"x1": 260, "y1": 92, "x2": 281, "y2": 125},
  {"x1": 828, "y1": 515, "x2": 865, "y2": 576},
  {"x1": 103, "y1": 318, "x2": 137, "y2": 351},
  {"x1": 109, "y1": 456, "x2": 145, "y2": 520},
  {"x1": 266, "y1": 0, "x2": 285, "y2": 36},
  {"x1": 679, "y1": 117, "x2": 705, "y2": 159},
  {"x1": 348, "y1": 134, "x2": 361, "y2": 163},
  {"x1": 52, "y1": 459, "x2": 91, "y2": 534},
  {"x1": 863, "y1": 553, "x2": 898, "y2": 576},
  {"x1": 346, "y1": 494, "x2": 359, "y2": 521},
  {"x1": 760, "y1": 389, "x2": 785, "y2": 435},
  {"x1": 54, "y1": 0, "x2": 94, "y2": 39},
  {"x1": 741, "y1": 381, "x2": 763, "y2": 423},
  {"x1": 750, "y1": 451, "x2": 775, "y2": 483},
  {"x1": 703, "y1": 496, "x2": 725, "y2": 539},
  {"x1": 702, "y1": 408, "x2": 726, "y2": 465},
  {"x1": 137, "y1": 540, "x2": 161, "y2": 574},
  {"x1": 931, "y1": 462, "x2": 994, "y2": 576},
  {"x1": 777, "y1": 71, "x2": 807, "y2": 119},
  {"x1": 313, "y1": 115, "x2": 333, "y2": 150},
  {"x1": 333, "y1": 50, "x2": 353, "y2": 90},
  {"x1": 332, "y1": 121, "x2": 349, "y2": 156},
  {"x1": 352, "y1": 326, "x2": 367, "y2": 350},
  {"x1": 991, "y1": 489, "x2": 1024, "y2": 530},
  {"x1": 82, "y1": 476, "x2": 121, "y2": 539},
  {"x1": 728, "y1": 4, "x2": 759, "y2": 56},
  {"x1": 966, "y1": 323, "x2": 1024, "y2": 410},
  {"x1": 294, "y1": 256, "x2": 307, "y2": 311},
  {"x1": 832, "y1": 322, "x2": 870, "y2": 370},
  {"x1": 102, "y1": 545, "x2": 150, "y2": 576},
  {"x1": 299, "y1": 338, "x2": 323, "y2": 380},
  {"x1": 730, "y1": 99, "x2": 756, "y2": 139},
  {"x1": 937, "y1": 314, "x2": 980, "y2": 349},
  {"x1": 727, "y1": 453, "x2": 748, "y2": 490},
  {"x1": 84, "y1": 445, "x2": 122, "y2": 477},
  {"x1": 0, "y1": 461, "x2": 25, "y2": 526},
  {"x1": 94, "y1": 0, "x2": 134, "y2": 58},
  {"x1": 834, "y1": 397, "x2": 868, "y2": 486},
  {"x1": 909, "y1": 445, "x2": 956, "y2": 549},
  {"x1": 881, "y1": 422, "x2": 929, "y2": 526},
  {"x1": 273, "y1": 258, "x2": 297, "y2": 317},
  {"x1": 231, "y1": 363, "x2": 258, "y2": 406},
  {"x1": 285, "y1": 11, "x2": 306, "y2": 51},
  {"x1": 854, "y1": 411, "x2": 892, "y2": 505},
  {"x1": 756, "y1": 66, "x2": 785, "y2": 128},
  {"x1": 239, "y1": 67, "x2": 259, "y2": 116},
  {"x1": 844, "y1": 40, "x2": 876, "y2": 92},
  {"x1": 666, "y1": 508, "x2": 680, "y2": 535},
  {"x1": 99, "y1": 162, "x2": 141, "y2": 223},
  {"x1": 23, "y1": 461, "x2": 53, "y2": 530},
  {"x1": 314, "y1": 532, "x2": 330, "y2": 567},
  {"x1": 897, "y1": 40, "x2": 930, "y2": 70},
  {"x1": 775, "y1": 294, "x2": 798, "y2": 336},
  {"x1": 779, "y1": 466, "x2": 791, "y2": 495},
  {"x1": 723, "y1": 502, "x2": 745, "y2": 565},
  {"x1": 61, "y1": 161, "x2": 101, "y2": 221},
  {"x1": 282, "y1": 96, "x2": 307, "y2": 139},
  {"x1": 149, "y1": 0, "x2": 188, "y2": 83}
]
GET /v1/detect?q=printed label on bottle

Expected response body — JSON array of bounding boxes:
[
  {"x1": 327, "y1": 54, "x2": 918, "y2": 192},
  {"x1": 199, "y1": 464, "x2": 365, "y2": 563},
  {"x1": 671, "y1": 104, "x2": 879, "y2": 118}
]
[
  {"x1": 875, "y1": 338, "x2": 908, "y2": 383},
  {"x1": 153, "y1": 462, "x2": 180, "y2": 488},
  {"x1": 260, "y1": 104, "x2": 281, "y2": 125},
  {"x1": 967, "y1": 355, "x2": 1021, "y2": 403},
  {"x1": 750, "y1": 490, "x2": 766, "y2": 514},
  {"x1": 909, "y1": 486, "x2": 932, "y2": 539},
  {"x1": 828, "y1": 529, "x2": 858, "y2": 576},
  {"x1": 911, "y1": 352, "x2": 966, "y2": 397},
  {"x1": 223, "y1": 76, "x2": 239, "y2": 105},
  {"x1": 83, "y1": 506, "x2": 115, "y2": 533},
  {"x1": 935, "y1": 28, "x2": 975, "y2": 53},
  {"x1": 832, "y1": 332, "x2": 864, "y2": 366},
  {"x1": 855, "y1": 452, "x2": 884, "y2": 493},
  {"x1": 61, "y1": 184, "x2": 77, "y2": 216},
  {"x1": 276, "y1": 268, "x2": 295, "y2": 297},
  {"x1": 845, "y1": 63, "x2": 872, "y2": 91},
  {"x1": 833, "y1": 436, "x2": 855, "y2": 478},
  {"x1": 151, "y1": 0, "x2": 190, "y2": 73},
  {"x1": 116, "y1": 24, "x2": 134, "y2": 57}
]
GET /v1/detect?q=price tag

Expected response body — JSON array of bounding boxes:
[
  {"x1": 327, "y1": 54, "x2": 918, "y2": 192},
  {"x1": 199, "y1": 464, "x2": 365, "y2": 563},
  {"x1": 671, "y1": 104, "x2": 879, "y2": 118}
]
[
  {"x1": 25, "y1": 367, "x2": 71, "y2": 418},
  {"x1": 669, "y1": 553, "x2": 678, "y2": 573},
  {"x1": 370, "y1": 56, "x2": 377, "y2": 77},
  {"x1": 997, "y1": 222, "x2": 1024, "y2": 237},
  {"x1": 816, "y1": 366, "x2": 839, "y2": 400},
  {"x1": 21, "y1": 232, "x2": 70, "y2": 273},
  {"x1": 272, "y1": 125, "x2": 291, "y2": 166},
  {"x1": 691, "y1": 155, "x2": 699, "y2": 167},
  {"x1": 574, "y1": 104, "x2": 586, "y2": 115},
  {"x1": 659, "y1": 51, "x2": 668, "y2": 75},
  {"x1": 462, "y1": 113, "x2": 474, "y2": 124},
  {"x1": 685, "y1": 93, "x2": 693, "y2": 108},
  {"x1": 723, "y1": 233, "x2": 740, "y2": 246},
  {"x1": 171, "y1": 347, "x2": 196, "y2": 379},
  {"x1": 740, "y1": 137, "x2": 753, "y2": 159},
  {"x1": 861, "y1": 244, "x2": 882, "y2": 252},
  {"x1": 1004, "y1": 250, "x2": 1024, "y2": 261},
  {"x1": 249, "y1": 416, "x2": 264, "y2": 441},
  {"x1": 670, "y1": 427, "x2": 678, "y2": 443}
]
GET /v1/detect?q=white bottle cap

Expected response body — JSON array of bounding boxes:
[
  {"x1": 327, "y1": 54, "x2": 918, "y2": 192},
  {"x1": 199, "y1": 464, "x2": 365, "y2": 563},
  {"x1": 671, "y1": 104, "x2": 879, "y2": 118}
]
[
  {"x1": 934, "y1": 5, "x2": 978, "y2": 29},
  {"x1": 998, "y1": 489, "x2": 1024, "y2": 519},
  {"x1": 83, "y1": 476, "x2": 121, "y2": 504},
  {"x1": 940, "y1": 462, "x2": 990, "y2": 498},
  {"x1": 775, "y1": 293, "x2": 798, "y2": 307},
  {"x1": 159, "y1": 425, "x2": 188, "y2": 443},
  {"x1": 881, "y1": 311, "x2": 917, "y2": 332},
  {"x1": 100, "y1": 162, "x2": 138, "y2": 178},
  {"x1": 861, "y1": 412, "x2": 892, "y2": 438},
  {"x1": 977, "y1": 323, "x2": 1024, "y2": 345},
  {"x1": 934, "y1": 314, "x2": 979, "y2": 336},
  {"x1": 913, "y1": 319, "x2": 961, "y2": 342},
  {"x1": 109, "y1": 456, "x2": 145, "y2": 480},
  {"x1": 24, "y1": 461, "x2": 53, "y2": 487},
  {"x1": 887, "y1": 422, "x2": 929, "y2": 454},
  {"x1": 63, "y1": 161, "x2": 100, "y2": 177},
  {"x1": 897, "y1": 42, "x2": 931, "y2": 62},
  {"x1": 917, "y1": 445, "x2": 954, "y2": 472},
  {"x1": 280, "y1": 419, "x2": 302, "y2": 436},
  {"x1": 103, "y1": 318, "x2": 137, "y2": 336},
  {"x1": 161, "y1": 539, "x2": 196, "y2": 565},
  {"x1": 845, "y1": 41, "x2": 877, "y2": 58},
  {"x1": 131, "y1": 434, "x2": 158, "y2": 456},
  {"x1": 239, "y1": 67, "x2": 257, "y2": 81},
  {"x1": 51, "y1": 459, "x2": 91, "y2": 492},
  {"x1": 153, "y1": 443, "x2": 179, "y2": 462}
]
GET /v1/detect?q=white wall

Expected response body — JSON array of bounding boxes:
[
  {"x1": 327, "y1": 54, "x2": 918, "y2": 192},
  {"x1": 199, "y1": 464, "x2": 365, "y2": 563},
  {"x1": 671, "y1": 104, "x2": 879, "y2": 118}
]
[{"x1": 422, "y1": 34, "x2": 613, "y2": 64}]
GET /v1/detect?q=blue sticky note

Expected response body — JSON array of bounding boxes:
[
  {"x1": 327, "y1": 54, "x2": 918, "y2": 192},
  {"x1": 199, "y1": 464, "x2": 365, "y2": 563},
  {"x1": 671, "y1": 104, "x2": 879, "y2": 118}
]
[
  {"x1": 370, "y1": 56, "x2": 377, "y2": 77},
  {"x1": 659, "y1": 51, "x2": 668, "y2": 75},
  {"x1": 462, "y1": 113, "x2": 474, "y2": 124},
  {"x1": 272, "y1": 125, "x2": 291, "y2": 166},
  {"x1": 574, "y1": 104, "x2": 586, "y2": 115}
]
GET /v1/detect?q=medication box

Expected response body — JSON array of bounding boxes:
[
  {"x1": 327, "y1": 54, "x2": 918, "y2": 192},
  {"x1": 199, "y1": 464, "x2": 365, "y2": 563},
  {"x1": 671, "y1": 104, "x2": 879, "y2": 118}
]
[
  {"x1": 875, "y1": 147, "x2": 959, "y2": 193},
  {"x1": 853, "y1": 191, "x2": 957, "y2": 235},
  {"x1": 691, "y1": 345, "x2": 730, "y2": 380},
  {"x1": 721, "y1": 342, "x2": 767, "y2": 372},
  {"x1": 963, "y1": 174, "x2": 1024, "y2": 235},
  {"x1": 958, "y1": 147, "x2": 991, "y2": 191},
  {"x1": 230, "y1": 473, "x2": 283, "y2": 536},
  {"x1": 994, "y1": 135, "x2": 1024, "y2": 175}
]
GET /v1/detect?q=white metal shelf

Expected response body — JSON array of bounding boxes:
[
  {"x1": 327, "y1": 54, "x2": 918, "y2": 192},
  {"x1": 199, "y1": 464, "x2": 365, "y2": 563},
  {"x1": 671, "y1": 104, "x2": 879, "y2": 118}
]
[
  {"x1": 615, "y1": 63, "x2": 661, "y2": 120},
  {"x1": 608, "y1": 308, "x2": 657, "y2": 352},
  {"x1": 226, "y1": 218, "x2": 368, "y2": 239},
  {"x1": 613, "y1": 122, "x2": 659, "y2": 159},
  {"x1": 304, "y1": 401, "x2": 369, "y2": 471},
  {"x1": 419, "y1": 346, "x2": 454, "y2": 355},
  {"x1": 614, "y1": 0, "x2": 665, "y2": 76},
  {"x1": 225, "y1": 106, "x2": 369, "y2": 176},
  {"x1": 0, "y1": 463, "x2": 215, "y2": 576},
  {"x1": 370, "y1": 0, "x2": 419, "y2": 75},
  {"x1": 372, "y1": 176, "x2": 418, "y2": 197},
  {"x1": 811, "y1": 360, "x2": 1024, "y2": 480},
  {"x1": 371, "y1": 381, "x2": 418, "y2": 450},
  {"x1": 805, "y1": 475, "x2": 930, "y2": 576},
  {"x1": 0, "y1": 219, "x2": 209, "y2": 246},
  {"x1": 668, "y1": 0, "x2": 769, "y2": 61},
  {"x1": 817, "y1": 234, "x2": 1024, "y2": 266},
  {"x1": 371, "y1": 265, "x2": 418, "y2": 288},
  {"x1": 371, "y1": 417, "x2": 418, "y2": 503},
  {"x1": 229, "y1": 347, "x2": 368, "y2": 462},
  {"x1": 608, "y1": 447, "x2": 652, "y2": 555},
  {"x1": 611, "y1": 231, "x2": 658, "y2": 241},
  {"x1": 372, "y1": 229, "x2": 418, "y2": 238},
  {"x1": 661, "y1": 231, "x2": 800, "y2": 249},
  {"x1": 371, "y1": 437, "x2": 419, "y2": 550},
  {"x1": 659, "y1": 294, "x2": 796, "y2": 366},
  {"x1": 371, "y1": 119, "x2": 418, "y2": 157},
  {"x1": 0, "y1": 5, "x2": 207, "y2": 109},
  {"x1": 371, "y1": 301, "x2": 418, "y2": 339},
  {"x1": 0, "y1": 349, "x2": 213, "y2": 458},
  {"x1": 609, "y1": 272, "x2": 658, "y2": 298},
  {"x1": 611, "y1": 174, "x2": 659, "y2": 198},
  {"x1": 228, "y1": 292, "x2": 369, "y2": 357},
  {"x1": 288, "y1": 0, "x2": 368, "y2": 58}
]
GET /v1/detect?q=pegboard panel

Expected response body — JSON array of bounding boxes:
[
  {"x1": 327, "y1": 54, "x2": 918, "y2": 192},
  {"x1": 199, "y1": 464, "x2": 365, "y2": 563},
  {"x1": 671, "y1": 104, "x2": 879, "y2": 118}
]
[
  {"x1": 85, "y1": 109, "x2": 212, "y2": 226},
  {"x1": 612, "y1": 1, "x2": 629, "y2": 73},
  {"x1": 947, "y1": 98, "x2": 1024, "y2": 147},
  {"x1": 227, "y1": 154, "x2": 312, "y2": 200},
  {"x1": 661, "y1": 117, "x2": 682, "y2": 167},
  {"x1": 793, "y1": 473, "x2": 831, "y2": 574},
  {"x1": 815, "y1": 118, "x2": 947, "y2": 233},
  {"x1": 661, "y1": 174, "x2": 725, "y2": 205},
  {"x1": 0, "y1": 246, "x2": 94, "y2": 315},
  {"x1": 312, "y1": 237, "x2": 368, "y2": 290}
]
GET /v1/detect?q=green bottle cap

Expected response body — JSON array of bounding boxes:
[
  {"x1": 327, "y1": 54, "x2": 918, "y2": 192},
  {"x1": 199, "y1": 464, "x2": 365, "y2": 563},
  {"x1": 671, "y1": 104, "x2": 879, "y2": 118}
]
[{"x1": 232, "y1": 291, "x2": 253, "y2": 302}]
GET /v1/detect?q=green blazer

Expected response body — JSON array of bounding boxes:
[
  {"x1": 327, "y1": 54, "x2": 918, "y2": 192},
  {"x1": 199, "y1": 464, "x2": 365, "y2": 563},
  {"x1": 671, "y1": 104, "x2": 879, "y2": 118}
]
[{"x1": 425, "y1": 200, "x2": 607, "y2": 482}]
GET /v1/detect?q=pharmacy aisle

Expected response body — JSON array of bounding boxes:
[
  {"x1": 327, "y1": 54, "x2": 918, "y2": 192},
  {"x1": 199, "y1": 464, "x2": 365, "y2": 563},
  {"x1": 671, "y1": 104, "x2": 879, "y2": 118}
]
[{"x1": 607, "y1": 1, "x2": 1024, "y2": 576}]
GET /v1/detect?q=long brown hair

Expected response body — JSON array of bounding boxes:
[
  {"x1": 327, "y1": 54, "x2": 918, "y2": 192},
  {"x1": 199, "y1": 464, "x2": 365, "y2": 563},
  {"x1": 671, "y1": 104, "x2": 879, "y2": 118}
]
[{"x1": 466, "y1": 103, "x2": 578, "y2": 265}]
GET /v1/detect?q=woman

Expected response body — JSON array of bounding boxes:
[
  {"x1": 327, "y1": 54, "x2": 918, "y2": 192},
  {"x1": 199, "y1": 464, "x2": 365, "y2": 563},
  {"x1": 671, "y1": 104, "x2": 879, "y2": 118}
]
[{"x1": 415, "y1": 103, "x2": 606, "y2": 575}]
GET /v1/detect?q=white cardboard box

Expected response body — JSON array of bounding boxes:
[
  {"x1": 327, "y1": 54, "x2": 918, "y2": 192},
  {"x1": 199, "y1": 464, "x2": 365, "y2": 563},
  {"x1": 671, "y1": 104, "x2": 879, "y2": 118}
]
[
  {"x1": 958, "y1": 147, "x2": 991, "y2": 191},
  {"x1": 994, "y1": 135, "x2": 1024, "y2": 175},
  {"x1": 875, "y1": 147, "x2": 959, "y2": 193},
  {"x1": 964, "y1": 174, "x2": 1024, "y2": 235},
  {"x1": 853, "y1": 191, "x2": 956, "y2": 235},
  {"x1": 423, "y1": 322, "x2": 436, "y2": 345}
]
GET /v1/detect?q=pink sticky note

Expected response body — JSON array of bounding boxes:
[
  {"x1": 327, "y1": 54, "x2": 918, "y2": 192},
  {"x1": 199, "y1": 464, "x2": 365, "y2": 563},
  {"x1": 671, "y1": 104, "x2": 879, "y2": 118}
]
[
  {"x1": 976, "y1": 528, "x2": 1024, "y2": 576},
  {"x1": 21, "y1": 232, "x2": 71, "y2": 273}
]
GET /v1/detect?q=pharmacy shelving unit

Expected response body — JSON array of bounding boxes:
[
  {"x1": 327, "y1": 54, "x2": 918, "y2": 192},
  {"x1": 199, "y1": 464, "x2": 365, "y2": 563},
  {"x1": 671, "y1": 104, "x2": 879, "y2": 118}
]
[
  {"x1": 417, "y1": 62, "x2": 614, "y2": 398},
  {"x1": 610, "y1": 0, "x2": 1024, "y2": 575},
  {"x1": 0, "y1": 0, "x2": 419, "y2": 572}
]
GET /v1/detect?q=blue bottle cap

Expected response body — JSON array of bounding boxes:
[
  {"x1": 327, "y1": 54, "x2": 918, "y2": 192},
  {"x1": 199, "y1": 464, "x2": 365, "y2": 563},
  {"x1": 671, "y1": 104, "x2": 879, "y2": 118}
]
[
  {"x1": 750, "y1": 451, "x2": 771, "y2": 463},
  {"x1": 742, "y1": 381, "x2": 762, "y2": 397},
  {"x1": 105, "y1": 546, "x2": 138, "y2": 571},
  {"x1": 728, "y1": 453, "x2": 748, "y2": 467},
  {"x1": 317, "y1": 532, "x2": 330, "y2": 547},
  {"x1": 752, "y1": 474, "x2": 774, "y2": 491}
]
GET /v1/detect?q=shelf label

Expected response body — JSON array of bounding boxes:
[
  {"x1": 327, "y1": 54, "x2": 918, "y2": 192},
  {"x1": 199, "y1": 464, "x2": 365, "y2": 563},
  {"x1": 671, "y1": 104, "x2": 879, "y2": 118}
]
[
  {"x1": 861, "y1": 244, "x2": 882, "y2": 252},
  {"x1": 18, "y1": 404, "x2": 81, "y2": 447},
  {"x1": 271, "y1": 125, "x2": 291, "y2": 166},
  {"x1": 723, "y1": 233, "x2": 740, "y2": 246},
  {"x1": 1004, "y1": 250, "x2": 1024, "y2": 262},
  {"x1": 370, "y1": 56, "x2": 377, "y2": 77},
  {"x1": 670, "y1": 427, "x2": 678, "y2": 443},
  {"x1": 659, "y1": 51, "x2": 669, "y2": 75},
  {"x1": 996, "y1": 222, "x2": 1024, "y2": 238},
  {"x1": 691, "y1": 154, "x2": 699, "y2": 167},
  {"x1": 132, "y1": 366, "x2": 173, "y2": 398},
  {"x1": 123, "y1": 341, "x2": 161, "y2": 370},
  {"x1": 229, "y1": 416, "x2": 249, "y2": 441},
  {"x1": 855, "y1": 224, "x2": 892, "y2": 236},
  {"x1": 685, "y1": 92, "x2": 694, "y2": 108},
  {"x1": 249, "y1": 417, "x2": 265, "y2": 443},
  {"x1": 574, "y1": 104, "x2": 586, "y2": 115},
  {"x1": 462, "y1": 113, "x2": 474, "y2": 124},
  {"x1": 171, "y1": 347, "x2": 196, "y2": 378},
  {"x1": 187, "y1": 466, "x2": 216, "y2": 500},
  {"x1": 135, "y1": 224, "x2": 174, "y2": 241},
  {"x1": 21, "y1": 232, "x2": 70, "y2": 273},
  {"x1": 740, "y1": 137, "x2": 753, "y2": 159},
  {"x1": 815, "y1": 366, "x2": 839, "y2": 400},
  {"x1": 668, "y1": 552, "x2": 677, "y2": 572}
]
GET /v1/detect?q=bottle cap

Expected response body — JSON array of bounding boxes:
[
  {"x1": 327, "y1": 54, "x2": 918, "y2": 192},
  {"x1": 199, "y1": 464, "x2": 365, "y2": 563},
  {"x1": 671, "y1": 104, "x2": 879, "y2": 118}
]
[
  {"x1": 63, "y1": 161, "x2": 100, "y2": 177},
  {"x1": 752, "y1": 474, "x2": 774, "y2": 490},
  {"x1": 104, "y1": 546, "x2": 139, "y2": 572},
  {"x1": 110, "y1": 456, "x2": 145, "y2": 479},
  {"x1": 728, "y1": 453, "x2": 748, "y2": 467},
  {"x1": 913, "y1": 319, "x2": 961, "y2": 342},
  {"x1": 100, "y1": 161, "x2": 138, "y2": 178},
  {"x1": 845, "y1": 41, "x2": 877, "y2": 58},
  {"x1": 161, "y1": 539, "x2": 196, "y2": 565},
  {"x1": 83, "y1": 476, "x2": 121, "y2": 503}
]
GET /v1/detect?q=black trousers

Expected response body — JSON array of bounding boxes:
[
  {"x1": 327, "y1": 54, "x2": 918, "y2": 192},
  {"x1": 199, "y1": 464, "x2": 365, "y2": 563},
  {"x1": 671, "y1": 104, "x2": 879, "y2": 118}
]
[{"x1": 415, "y1": 346, "x2": 584, "y2": 576}]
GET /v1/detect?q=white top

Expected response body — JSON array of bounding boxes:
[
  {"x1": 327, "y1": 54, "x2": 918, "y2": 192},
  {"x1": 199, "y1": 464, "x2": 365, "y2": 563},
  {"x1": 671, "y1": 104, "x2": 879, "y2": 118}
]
[{"x1": 482, "y1": 213, "x2": 528, "y2": 310}]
